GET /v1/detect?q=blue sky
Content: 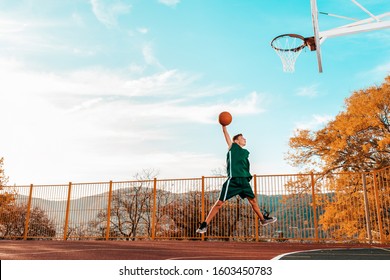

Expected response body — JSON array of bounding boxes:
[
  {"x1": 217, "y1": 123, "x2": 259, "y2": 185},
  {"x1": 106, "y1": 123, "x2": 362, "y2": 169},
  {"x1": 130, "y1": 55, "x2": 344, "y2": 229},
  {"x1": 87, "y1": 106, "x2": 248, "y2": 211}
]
[{"x1": 1, "y1": 0, "x2": 389, "y2": 185}]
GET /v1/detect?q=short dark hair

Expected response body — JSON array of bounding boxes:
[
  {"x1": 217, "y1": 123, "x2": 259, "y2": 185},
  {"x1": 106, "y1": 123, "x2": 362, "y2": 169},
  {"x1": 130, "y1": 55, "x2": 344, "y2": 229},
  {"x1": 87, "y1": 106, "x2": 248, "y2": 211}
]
[{"x1": 232, "y1": 133, "x2": 243, "y2": 142}]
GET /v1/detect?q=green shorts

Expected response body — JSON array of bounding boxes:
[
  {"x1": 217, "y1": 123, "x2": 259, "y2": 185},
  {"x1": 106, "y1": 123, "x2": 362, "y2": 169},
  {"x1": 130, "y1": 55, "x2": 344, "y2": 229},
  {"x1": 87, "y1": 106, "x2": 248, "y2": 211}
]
[{"x1": 218, "y1": 177, "x2": 255, "y2": 201}]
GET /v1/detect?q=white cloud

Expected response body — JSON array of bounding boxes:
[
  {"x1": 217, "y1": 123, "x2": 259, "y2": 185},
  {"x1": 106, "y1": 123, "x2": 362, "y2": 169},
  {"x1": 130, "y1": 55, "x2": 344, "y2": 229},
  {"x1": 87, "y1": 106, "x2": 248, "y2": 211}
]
[
  {"x1": 0, "y1": 57, "x2": 265, "y2": 184},
  {"x1": 137, "y1": 27, "x2": 149, "y2": 34},
  {"x1": 110, "y1": 93, "x2": 262, "y2": 125},
  {"x1": 158, "y1": 0, "x2": 181, "y2": 7},
  {"x1": 0, "y1": 14, "x2": 100, "y2": 58},
  {"x1": 295, "y1": 84, "x2": 319, "y2": 98},
  {"x1": 0, "y1": 17, "x2": 49, "y2": 51},
  {"x1": 353, "y1": 58, "x2": 390, "y2": 87},
  {"x1": 90, "y1": 0, "x2": 131, "y2": 27},
  {"x1": 0, "y1": 18, "x2": 29, "y2": 34},
  {"x1": 362, "y1": 60, "x2": 390, "y2": 81},
  {"x1": 68, "y1": 97, "x2": 104, "y2": 113},
  {"x1": 142, "y1": 44, "x2": 165, "y2": 70},
  {"x1": 0, "y1": 57, "x2": 264, "y2": 126},
  {"x1": 230, "y1": 91, "x2": 264, "y2": 115},
  {"x1": 294, "y1": 114, "x2": 334, "y2": 131}
]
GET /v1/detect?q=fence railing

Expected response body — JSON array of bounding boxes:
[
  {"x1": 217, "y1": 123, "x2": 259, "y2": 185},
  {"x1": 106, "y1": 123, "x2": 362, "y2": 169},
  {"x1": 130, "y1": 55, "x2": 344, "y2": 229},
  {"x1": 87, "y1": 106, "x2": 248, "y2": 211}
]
[{"x1": 1, "y1": 167, "x2": 389, "y2": 243}]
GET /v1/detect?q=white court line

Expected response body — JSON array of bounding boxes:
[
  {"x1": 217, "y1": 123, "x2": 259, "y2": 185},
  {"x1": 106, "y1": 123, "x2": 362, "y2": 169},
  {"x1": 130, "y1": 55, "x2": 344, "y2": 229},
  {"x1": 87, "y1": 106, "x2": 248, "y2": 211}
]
[
  {"x1": 271, "y1": 248, "x2": 327, "y2": 260},
  {"x1": 272, "y1": 247, "x2": 390, "y2": 260},
  {"x1": 373, "y1": 247, "x2": 390, "y2": 253}
]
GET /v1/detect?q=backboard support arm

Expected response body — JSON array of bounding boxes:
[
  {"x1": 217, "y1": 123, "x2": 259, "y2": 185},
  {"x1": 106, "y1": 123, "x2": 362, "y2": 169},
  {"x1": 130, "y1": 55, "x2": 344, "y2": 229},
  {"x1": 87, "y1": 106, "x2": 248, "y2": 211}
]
[{"x1": 319, "y1": 12, "x2": 390, "y2": 42}]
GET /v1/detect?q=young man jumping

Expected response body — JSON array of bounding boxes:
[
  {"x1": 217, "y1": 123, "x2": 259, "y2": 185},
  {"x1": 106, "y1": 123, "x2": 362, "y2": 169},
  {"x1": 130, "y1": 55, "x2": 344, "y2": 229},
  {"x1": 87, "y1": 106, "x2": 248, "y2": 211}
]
[{"x1": 196, "y1": 125, "x2": 277, "y2": 234}]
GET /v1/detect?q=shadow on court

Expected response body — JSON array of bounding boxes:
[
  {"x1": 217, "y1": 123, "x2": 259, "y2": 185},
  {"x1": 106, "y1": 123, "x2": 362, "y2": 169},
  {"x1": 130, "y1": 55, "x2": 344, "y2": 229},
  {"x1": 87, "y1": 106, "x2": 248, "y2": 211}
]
[{"x1": 1, "y1": 240, "x2": 389, "y2": 260}]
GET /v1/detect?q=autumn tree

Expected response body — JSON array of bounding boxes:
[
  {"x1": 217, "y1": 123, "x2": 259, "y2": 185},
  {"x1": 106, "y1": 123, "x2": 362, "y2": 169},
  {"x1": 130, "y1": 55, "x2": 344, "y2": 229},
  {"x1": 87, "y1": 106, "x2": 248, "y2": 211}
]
[
  {"x1": 318, "y1": 173, "x2": 369, "y2": 240},
  {"x1": 286, "y1": 75, "x2": 390, "y2": 241},
  {"x1": 0, "y1": 158, "x2": 56, "y2": 239},
  {"x1": 159, "y1": 189, "x2": 204, "y2": 239},
  {"x1": 1, "y1": 204, "x2": 56, "y2": 239},
  {"x1": 0, "y1": 157, "x2": 14, "y2": 207},
  {"x1": 0, "y1": 157, "x2": 16, "y2": 238},
  {"x1": 287, "y1": 75, "x2": 390, "y2": 173}
]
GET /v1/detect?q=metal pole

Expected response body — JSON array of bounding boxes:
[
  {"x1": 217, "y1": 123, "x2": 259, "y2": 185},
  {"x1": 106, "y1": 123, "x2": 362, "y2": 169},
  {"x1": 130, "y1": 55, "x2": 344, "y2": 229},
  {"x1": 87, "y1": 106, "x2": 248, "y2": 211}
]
[
  {"x1": 151, "y1": 178, "x2": 157, "y2": 240},
  {"x1": 253, "y1": 174, "x2": 259, "y2": 242},
  {"x1": 105, "y1": 180, "x2": 113, "y2": 241},
  {"x1": 373, "y1": 172, "x2": 384, "y2": 243},
  {"x1": 351, "y1": 0, "x2": 380, "y2": 21},
  {"x1": 310, "y1": 173, "x2": 319, "y2": 242},
  {"x1": 201, "y1": 176, "x2": 205, "y2": 241},
  {"x1": 63, "y1": 182, "x2": 72, "y2": 241},
  {"x1": 23, "y1": 184, "x2": 34, "y2": 240},
  {"x1": 362, "y1": 173, "x2": 372, "y2": 243}
]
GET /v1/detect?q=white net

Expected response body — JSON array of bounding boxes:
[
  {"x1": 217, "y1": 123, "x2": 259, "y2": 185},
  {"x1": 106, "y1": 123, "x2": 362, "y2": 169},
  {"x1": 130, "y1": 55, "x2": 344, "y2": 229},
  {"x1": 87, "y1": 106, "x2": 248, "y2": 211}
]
[{"x1": 271, "y1": 35, "x2": 306, "y2": 73}]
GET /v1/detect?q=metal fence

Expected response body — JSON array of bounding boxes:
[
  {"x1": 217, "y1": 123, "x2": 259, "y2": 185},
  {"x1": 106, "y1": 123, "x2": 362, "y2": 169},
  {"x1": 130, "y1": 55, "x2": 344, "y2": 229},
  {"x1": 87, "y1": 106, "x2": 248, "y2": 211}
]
[{"x1": 1, "y1": 166, "x2": 389, "y2": 243}]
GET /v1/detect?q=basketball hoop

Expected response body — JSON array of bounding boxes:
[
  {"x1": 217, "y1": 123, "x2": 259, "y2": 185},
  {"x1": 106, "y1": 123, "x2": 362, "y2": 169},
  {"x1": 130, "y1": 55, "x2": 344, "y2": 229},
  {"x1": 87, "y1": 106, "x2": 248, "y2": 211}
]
[{"x1": 271, "y1": 34, "x2": 312, "y2": 73}]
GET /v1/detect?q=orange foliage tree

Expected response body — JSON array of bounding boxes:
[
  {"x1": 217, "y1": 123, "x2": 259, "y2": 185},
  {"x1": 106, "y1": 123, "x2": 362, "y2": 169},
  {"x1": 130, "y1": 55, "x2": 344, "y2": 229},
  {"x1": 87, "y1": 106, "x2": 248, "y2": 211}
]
[
  {"x1": 288, "y1": 75, "x2": 390, "y2": 173},
  {"x1": 286, "y1": 75, "x2": 390, "y2": 241},
  {"x1": 0, "y1": 157, "x2": 16, "y2": 237},
  {"x1": 1, "y1": 158, "x2": 56, "y2": 239},
  {"x1": 0, "y1": 158, "x2": 14, "y2": 213}
]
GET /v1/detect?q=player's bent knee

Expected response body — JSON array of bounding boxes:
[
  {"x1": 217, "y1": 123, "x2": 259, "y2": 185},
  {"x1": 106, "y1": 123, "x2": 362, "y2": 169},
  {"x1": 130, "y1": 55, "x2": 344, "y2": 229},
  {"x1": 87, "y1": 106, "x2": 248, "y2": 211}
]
[
  {"x1": 247, "y1": 197, "x2": 257, "y2": 205},
  {"x1": 215, "y1": 200, "x2": 224, "y2": 208}
]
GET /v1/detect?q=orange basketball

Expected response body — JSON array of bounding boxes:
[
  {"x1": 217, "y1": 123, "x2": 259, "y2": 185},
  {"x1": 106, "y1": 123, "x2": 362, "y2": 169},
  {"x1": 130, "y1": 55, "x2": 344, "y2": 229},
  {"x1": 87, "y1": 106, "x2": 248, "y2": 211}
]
[{"x1": 218, "y1": 111, "x2": 232, "y2": 126}]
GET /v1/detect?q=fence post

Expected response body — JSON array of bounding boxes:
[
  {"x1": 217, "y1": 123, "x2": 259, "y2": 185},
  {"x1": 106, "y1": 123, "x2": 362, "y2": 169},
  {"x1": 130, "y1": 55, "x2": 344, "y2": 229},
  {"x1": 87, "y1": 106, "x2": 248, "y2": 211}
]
[
  {"x1": 201, "y1": 176, "x2": 205, "y2": 241},
  {"x1": 23, "y1": 184, "x2": 34, "y2": 240},
  {"x1": 253, "y1": 174, "x2": 259, "y2": 242},
  {"x1": 373, "y1": 171, "x2": 384, "y2": 243},
  {"x1": 63, "y1": 182, "x2": 72, "y2": 241},
  {"x1": 362, "y1": 173, "x2": 372, "y2": 244},
  {"x1": 105, "y1": 180, "x2": 113, "y2": 241},
  {"x1": 310, "y1": 173, "x2": 319, "y2": 242},
  {"x1": 151, "y1": 178, "x2": 157, "y2": 240}
]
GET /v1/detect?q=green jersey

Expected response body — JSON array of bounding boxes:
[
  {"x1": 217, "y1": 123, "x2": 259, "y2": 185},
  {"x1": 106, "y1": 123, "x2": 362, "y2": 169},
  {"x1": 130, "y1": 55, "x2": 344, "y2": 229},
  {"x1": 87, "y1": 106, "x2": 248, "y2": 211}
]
[{"x1": 226, "y1": 143, "x2": 252, "y2": 179}]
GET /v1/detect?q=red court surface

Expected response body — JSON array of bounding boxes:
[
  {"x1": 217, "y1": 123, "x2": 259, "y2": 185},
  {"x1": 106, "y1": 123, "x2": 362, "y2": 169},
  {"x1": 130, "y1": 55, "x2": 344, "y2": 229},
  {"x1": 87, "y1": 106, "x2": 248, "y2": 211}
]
[{"x1": 1, "y1": 240, "x2": 390, "y2": 260}]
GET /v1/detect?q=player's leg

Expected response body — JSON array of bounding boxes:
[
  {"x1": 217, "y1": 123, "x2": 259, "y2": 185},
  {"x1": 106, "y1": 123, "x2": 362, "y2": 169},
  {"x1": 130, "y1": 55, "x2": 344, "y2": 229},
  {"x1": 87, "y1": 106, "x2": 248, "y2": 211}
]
[
  {"x1": 247, "y1": 197, "x2": 277, "y2": 225},
  {"x1": 239, "y1": 178, "x2": 262, "y2": 218},
  {"x1": 247, "y1": 197, "x2": 264, "y2": 219},
  {"x1": 196, "y1": 200, "x2": 224, "y2": 234},
  {"x1": 205, "y1": 200, "x2": 224, "y2": 224},
  {"x1": 197, "y1": 178, "x2": 234, "y2": 234}
]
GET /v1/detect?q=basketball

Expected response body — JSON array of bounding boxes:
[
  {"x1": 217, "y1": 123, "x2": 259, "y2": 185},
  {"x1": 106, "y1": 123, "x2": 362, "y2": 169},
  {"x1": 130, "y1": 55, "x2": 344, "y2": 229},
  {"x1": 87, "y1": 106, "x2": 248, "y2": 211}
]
[{"x1": 218, "y1": 111, "x2": 232, "y2": 126}]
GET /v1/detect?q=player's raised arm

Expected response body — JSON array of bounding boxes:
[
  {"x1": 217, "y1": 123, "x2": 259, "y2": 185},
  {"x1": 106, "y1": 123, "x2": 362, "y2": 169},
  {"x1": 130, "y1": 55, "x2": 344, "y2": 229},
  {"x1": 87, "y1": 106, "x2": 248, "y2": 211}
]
[{"x1": 222, "y1": 125, "x2": 232, "y2": 148}]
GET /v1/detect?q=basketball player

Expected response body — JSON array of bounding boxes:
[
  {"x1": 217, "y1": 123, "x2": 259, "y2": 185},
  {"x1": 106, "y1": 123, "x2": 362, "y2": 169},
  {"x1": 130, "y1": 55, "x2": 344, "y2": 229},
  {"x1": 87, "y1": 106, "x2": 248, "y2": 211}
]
[{"x1": 196, "y1": 125, "x2": 277, "y2": 234}]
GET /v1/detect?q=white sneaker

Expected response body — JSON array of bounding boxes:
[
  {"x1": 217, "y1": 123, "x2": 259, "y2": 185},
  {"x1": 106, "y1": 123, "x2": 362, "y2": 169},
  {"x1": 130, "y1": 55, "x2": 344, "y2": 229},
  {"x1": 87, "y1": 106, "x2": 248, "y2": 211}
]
[
  {"x1": 261, "y1": 217, "x2": 277, "y2": 226},
  {"x1": 196, "y1": 221, "x2": 208, "y2": 234}
]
